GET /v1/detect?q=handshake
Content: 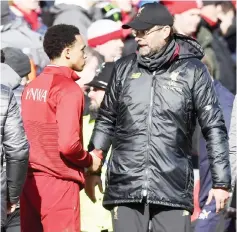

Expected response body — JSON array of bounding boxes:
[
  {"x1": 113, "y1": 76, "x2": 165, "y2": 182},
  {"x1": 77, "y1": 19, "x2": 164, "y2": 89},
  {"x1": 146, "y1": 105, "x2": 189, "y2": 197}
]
[
  {"x1": 87, "y1": 149, "x2": 103, "y2": 174},
  {"x1": 85, "y1": 149, "x2": 104, "y2": 203}
]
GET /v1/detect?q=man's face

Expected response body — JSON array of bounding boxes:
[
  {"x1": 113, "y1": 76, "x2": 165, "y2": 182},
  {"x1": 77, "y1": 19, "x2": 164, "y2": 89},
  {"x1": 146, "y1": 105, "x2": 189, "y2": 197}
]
[
  {"x1": 216, "y1": 4, "x2": 235, "y2": 35},
  {"x1": 69, "y1": 35, "x2": 87, "y2": 72},
  {"x1": 201, "y1": 4, "x2": 219, "y2": 23},
  {"x1": 76, "y1": 55, "x2": 99, "y2": 90},
  {"x1": 101, "y1": 39, "x2": 124, "y2": 61},
  {"x1": 175, "y1": 9, "x2": 201, "y2": 36},
  {"x1": 14, "y1": 0, "x2": 39, "y2": 10},
  {"x1": 88, "y1": 87, "x2": 105, "y2": 112},
  {"x1": 134, "y1": 26, "x2": 170, "y2": 57}
]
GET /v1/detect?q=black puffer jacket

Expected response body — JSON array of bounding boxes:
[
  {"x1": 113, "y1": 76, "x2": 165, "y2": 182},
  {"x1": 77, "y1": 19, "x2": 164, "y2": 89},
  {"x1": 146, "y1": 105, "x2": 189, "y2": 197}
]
[
  {"x1": 89, "y1": 34, "x2": 231, "y2": 213},
  {"x1": 0, "y1": 63, "x2": 24, "y2": 108},
  {"x1": 0, "y1": 85, "x2": 29, "y2": 226}
]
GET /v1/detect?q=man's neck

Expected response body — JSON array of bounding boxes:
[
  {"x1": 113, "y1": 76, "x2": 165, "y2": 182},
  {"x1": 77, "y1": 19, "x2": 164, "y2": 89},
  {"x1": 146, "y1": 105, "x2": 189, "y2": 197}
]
[{"x1": 50, "y1": 59, "x2": 71, "y2": 68}]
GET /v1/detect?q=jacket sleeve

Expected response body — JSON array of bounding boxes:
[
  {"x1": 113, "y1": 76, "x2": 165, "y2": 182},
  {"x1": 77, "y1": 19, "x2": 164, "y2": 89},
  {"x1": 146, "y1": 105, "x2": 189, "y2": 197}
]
[
  {"x1": 229, "y1": 96, "x2": 237, "y2": 188},
  {"x1": 4, "y1": 91, "x2": 29, "y2": 204},
  {"x1": 56, "y1": 91, "x2": 92, "y2": 168},
  {"x1": 88, "y1": 64, "x2": 119, "y2": 158},
  {"x1": 193, "y1": 66, "x2": 231, "y2": 189}
]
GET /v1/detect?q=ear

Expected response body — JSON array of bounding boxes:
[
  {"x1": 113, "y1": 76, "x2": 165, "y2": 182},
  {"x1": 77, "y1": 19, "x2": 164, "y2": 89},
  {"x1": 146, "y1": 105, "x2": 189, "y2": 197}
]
[
  {"x1": 62, "y1": 47, "x2": 71, "y2": 60},
  {"x1": 163, "y1": 26, "x2": 172, "y2": 40}
]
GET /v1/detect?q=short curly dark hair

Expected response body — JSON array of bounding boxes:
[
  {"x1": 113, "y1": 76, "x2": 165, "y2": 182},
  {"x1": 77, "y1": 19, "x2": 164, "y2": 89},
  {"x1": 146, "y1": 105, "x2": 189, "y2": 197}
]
[{"x1": 43, "y1": 24, "x2": 80, "y2": 60}]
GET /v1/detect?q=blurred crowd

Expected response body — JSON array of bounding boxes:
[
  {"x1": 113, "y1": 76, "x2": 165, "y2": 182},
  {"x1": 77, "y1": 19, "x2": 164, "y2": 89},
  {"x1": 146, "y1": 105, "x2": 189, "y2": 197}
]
[
  {"x1": 0, "y1": 0, "x2": 236, "y2": 232},
  {"x1": 1, "y1": 0, "x2": 236, "y2": 91}
]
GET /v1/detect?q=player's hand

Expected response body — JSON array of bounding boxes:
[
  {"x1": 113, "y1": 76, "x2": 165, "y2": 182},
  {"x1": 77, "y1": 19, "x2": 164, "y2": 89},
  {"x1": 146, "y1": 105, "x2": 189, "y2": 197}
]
[
  {"x1": 88, "y1": 150, "x2": 103, "y2": 173},
  {"x1": 85, "y1": 175, "x2": 103, "y2": 203}
]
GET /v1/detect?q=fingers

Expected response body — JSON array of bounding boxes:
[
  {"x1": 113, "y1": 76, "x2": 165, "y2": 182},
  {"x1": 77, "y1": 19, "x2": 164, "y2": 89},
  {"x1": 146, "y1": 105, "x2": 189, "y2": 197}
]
[
  {"x1": 216, "y1": 200, "x2": 221, "y2": 213},
  {"x1": 219, "y1": 200, "x2": 225, "y2": 212},
  {"x1": 85, "y1": 186, "x2": 96, "y2": 203},
  {"x1": 7, "y1": 204, "x2": 16, "y2": 215},
  {"x1": 85, "y1": 176, "x2": 103, "y2": 203},
  {"x1": 98, "y1": 179, "x2": 103, "y2": 193},
  {"x1": 206, "y1": 190, "x2": 213, "y2": 205},
  {"x1": 89, "y1": 154, "x2": 102, "y2": 173},
  {"x1": 10, "y1": 205, "x2": 16, "y2": 214},
  {"x1": 216, "y1": 200, "x2": 226, "y2": 213}
]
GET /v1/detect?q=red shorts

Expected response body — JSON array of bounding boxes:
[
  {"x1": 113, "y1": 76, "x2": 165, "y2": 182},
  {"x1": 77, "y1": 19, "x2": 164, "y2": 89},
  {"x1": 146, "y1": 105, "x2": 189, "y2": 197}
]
[{"x1": 20, "y1": 175, "x2": 80, "y2": 232}]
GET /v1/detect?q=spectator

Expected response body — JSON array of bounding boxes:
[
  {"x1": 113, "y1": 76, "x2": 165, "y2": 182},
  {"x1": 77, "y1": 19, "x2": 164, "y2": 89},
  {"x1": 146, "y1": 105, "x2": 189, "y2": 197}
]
[
  {"x1": 162, "y1": 0, "x2": 219, "y2": 90},
  {"x1": 51, "y1": 0, "x2": 94, "y2": 40},
  {"x1": 91, "y1": 1, "x2": 122, "y2": 22},
  {"x1": 215, "y1": 95, "x2": 237, "y2": 232},
  {"x1": 163, "y1": 1, "x2": 201, "y2": 37},
  {"x1": 75, "y1": 47, "x2": 104, "y2": 116},
  {"x1": 0, "y1": 63, "x2": 22, "y2": 95},
  {"x1": 216, "y1": 1, "x2": 236, "y2": 61},
  {"x1": 81, "y1": 63, "x2": 115, "y2": 232},
  {"x1": 87, "y1": 3, "x2": 231, "y2": 232},
  {"x1": 20, "y1": 24, "x2": 102, "y2": 232},
  {"x1": 39, "y1": 1, "x2": 55, "y2": 27},
  {"x1": 0, "y1": 84, "x2": 29, "y2": 231},
  {"x1": 229, "y1": 96, "x2": 237, "y2": 189},
  {"x1": 2, "y1": 47, "x2": 31, "y2": 106},
  {"x1": 194, "y1": 59, "x2": 235, "y2": 232},
  {"x1": 77, "y1": 47, "x2": 104, "y2": 91},
  {"x1": 87, "y1": 19, "x2": 124, "y2": 62},
  {"x1": 0, "y1": 48, "x2": 31, "y2": 232},
  {"x1": 109, "y1": 0, "x2": 138, "y2": 56},
  {"x1": 10, "y1": 0, "x2": 47, "y2": 35},
  {"x1": 197, "y1": 1, "x2": 236, "y2": 94},
  {"x1": 76, "y1": 47, "x2": 104, "y2": 117},
  {"x1": 1, "y1": 1, "x2": 49, "y2": 77}
]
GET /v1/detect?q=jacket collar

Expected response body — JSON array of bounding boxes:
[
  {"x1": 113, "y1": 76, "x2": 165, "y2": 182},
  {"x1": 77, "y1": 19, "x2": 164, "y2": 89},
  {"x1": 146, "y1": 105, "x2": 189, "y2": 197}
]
[{"x1": 44, "y1": 65, "x2": 80, "y2": 81}]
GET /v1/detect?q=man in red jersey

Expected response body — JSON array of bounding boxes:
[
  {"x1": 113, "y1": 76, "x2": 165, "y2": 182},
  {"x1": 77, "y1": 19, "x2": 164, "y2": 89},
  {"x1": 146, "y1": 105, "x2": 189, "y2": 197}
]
[{"x1": 20, "y1": 24, "x2": 102, "y2": 232}]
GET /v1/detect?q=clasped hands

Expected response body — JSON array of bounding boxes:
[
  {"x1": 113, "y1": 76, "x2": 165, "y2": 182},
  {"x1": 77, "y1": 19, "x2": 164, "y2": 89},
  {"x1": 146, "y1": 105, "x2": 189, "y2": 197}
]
[{"x1": 85, "y1": 149, "x2": 104, "y2": 203}]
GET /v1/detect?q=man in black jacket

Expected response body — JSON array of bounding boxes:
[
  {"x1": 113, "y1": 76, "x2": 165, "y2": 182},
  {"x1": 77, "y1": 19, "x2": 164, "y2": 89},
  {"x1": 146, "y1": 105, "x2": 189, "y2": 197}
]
[
  {"x1": 86, "y1": 3, "x2": 231, "y2": 232},
  {"x1": 0, "y1": 48, "x2": 31, "y2": 232},
  {"x1": 0, "y1": 84, "x2": 29, "y2": 230}
]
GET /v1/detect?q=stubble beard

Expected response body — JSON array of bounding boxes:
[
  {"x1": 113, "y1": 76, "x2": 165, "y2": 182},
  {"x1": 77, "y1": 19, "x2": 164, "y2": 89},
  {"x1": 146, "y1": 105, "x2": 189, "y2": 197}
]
[
  {"x1": 138, "y1": 44, "x2": 163, "y2": 57},
  {"x1": 89, "y1": 101, "x2": 99, "y2": 114}
]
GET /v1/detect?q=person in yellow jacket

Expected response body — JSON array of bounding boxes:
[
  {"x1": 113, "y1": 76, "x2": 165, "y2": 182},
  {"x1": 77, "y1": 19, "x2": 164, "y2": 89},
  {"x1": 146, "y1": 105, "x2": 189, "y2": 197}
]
[{"x1": 81, "y1": 62, "x2": 115, "y2": 232}]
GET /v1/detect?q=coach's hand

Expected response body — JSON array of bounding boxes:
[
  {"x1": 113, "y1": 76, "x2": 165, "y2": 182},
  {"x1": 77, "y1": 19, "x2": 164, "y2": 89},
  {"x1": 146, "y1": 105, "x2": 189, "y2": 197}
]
[
  {"x1": 85, "y1": 175, "x2": 103, "y2": 203},
  {"x1": 206, "y1": 188, "x2": 230, "y2": 213}
]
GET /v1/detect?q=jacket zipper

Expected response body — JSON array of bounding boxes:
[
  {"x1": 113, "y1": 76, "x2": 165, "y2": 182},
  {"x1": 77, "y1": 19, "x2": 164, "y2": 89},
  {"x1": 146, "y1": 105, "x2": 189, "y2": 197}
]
[{"x1": 142, "y1": 71, "x2": 156, "y2": 200}]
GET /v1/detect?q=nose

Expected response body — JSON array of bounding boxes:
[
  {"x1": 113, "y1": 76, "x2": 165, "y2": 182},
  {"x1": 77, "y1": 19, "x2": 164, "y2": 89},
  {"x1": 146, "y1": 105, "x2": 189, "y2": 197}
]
[{"x1": 135, "y1": 36, "x2": 141, "y2": 42}]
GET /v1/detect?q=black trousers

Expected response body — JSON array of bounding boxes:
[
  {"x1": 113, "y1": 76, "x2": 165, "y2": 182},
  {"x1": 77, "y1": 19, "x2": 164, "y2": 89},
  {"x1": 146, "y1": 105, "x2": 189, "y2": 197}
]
[
  {"x1": 111, "y1": 203, "x2": 191, "y2": 232},
  {"x1": 1, "y1": 209, "x2": 20, "y2": 232}
]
